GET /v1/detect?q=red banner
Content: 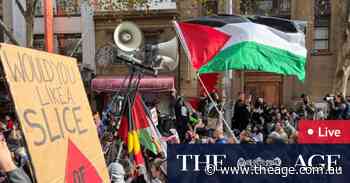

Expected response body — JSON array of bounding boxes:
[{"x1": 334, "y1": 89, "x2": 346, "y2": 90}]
[
  {"x1": 43, "y1": 0, "x2": 54, "y2": 52},
  {"x1": 298, "y1": 120, "x2": 350, "y2": 144}
]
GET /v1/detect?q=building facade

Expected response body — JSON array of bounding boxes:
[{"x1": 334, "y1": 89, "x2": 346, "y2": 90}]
[
  {"x1": 177, "y1": 0, "x2": 348, "y2": 106},
  {"x1": 1, "y1": 0, "x2": 347, "y2": 108},
  {"x1": 2, "y1": 0, "x2": 96, "y2": 71},
  {"x1": 91, "y1": 0, "x2": 178, "y2": 113},
  {"x1": 229, "y1": 0, "x2": 347, "y2": 106}
]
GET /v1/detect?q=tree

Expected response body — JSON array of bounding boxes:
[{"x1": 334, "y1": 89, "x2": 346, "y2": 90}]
[
  {"x1": 0, "y1": 0, "x2": 38, "y2": 47},
  {"x1": 332, "y1": 0, "x2": 350, "y2": 96},
  {"x1": 0, "y1": 0, "x2": 150, "y2": 48}
]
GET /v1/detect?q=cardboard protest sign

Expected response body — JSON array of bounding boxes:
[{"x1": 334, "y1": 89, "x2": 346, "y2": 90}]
[
  {"x1": 0, "y1": 44, "x2": 109, "y2": 183},
  {"x1": 150, "y1": 108, "x2": 158, "y2": 125}
]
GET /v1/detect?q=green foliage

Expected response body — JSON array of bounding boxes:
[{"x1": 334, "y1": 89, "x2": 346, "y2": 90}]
[{"x1": 82, "y1": 0, "x2": 151, "y2": 11}]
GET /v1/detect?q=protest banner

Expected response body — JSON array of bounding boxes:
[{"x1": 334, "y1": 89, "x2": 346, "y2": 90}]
[
  {"x1": 0, "y1": 44, "x2": 109, "y2": 183},
  {"x1": 150, "y1": 107, "x2": 158, "y2": 125}
]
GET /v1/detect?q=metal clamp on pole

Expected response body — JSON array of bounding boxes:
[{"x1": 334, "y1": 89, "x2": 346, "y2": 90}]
[{"x1": 116, "y1": 54, "x2": 158, "y2": 77}]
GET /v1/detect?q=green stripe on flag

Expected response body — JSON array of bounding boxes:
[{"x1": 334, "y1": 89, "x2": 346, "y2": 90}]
[
  {"x1": 198, "y1": 41, "x2": 306, "y2": 81},
  {"x1": 138, "y1": 128, "x2": 158, "y2": 155}
]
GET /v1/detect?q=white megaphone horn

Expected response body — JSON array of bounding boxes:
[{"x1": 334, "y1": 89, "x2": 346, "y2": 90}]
[
  {"x1": 114, "y1": 21, "x2": 143, "y2": 52},
  {"x1": 153, "y1": 37, "x2": 179, "y2": 71}
]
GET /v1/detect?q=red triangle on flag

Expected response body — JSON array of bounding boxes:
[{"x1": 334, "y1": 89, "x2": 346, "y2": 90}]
[
  {"x1": 177, "y1": 23, "x2": 230, "y2": 69},
  {"x1": 65, "y1": 139, "x2": 103, "y2": 183},
  {"x1": 199, "y1": 73, "x2": 220, "y2": 96}
]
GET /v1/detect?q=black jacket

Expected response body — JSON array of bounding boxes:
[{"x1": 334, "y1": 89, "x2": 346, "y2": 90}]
[{"x1": 233, "y1": 100, "x2": 250, "y2": 131}]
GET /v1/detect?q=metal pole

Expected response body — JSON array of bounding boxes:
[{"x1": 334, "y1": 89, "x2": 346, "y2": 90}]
[
  {"x1": 223, "y1": 0, "x2": 234, "y2": 129},
  {"x1": 43, "y1": 0, "x2": 54, "y2": 52},
  {"x1": 116, "y1": 141, "x2": 123, "y2": 161},
  {"x1": 198, "y1": 73, "x2": 238, "y2": 142}
]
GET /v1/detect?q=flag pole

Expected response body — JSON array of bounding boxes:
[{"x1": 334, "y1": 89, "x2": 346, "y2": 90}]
[
  {"x1": 173, "y1": 20, "x2": 237, "y2": 142},
  {"x1": 197, "y1": 73, "x2": 238, "y2": 143},
  {"x1": 116, "y1": 141, "x2": 124, "y2": 161}
]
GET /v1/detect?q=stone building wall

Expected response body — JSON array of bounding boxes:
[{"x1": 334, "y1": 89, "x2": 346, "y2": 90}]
[
  {"x1": 92, "y1": 0, "x2": 348, "y2": 104},
  {"x1": 230, "y1": 0, "x2": 347, "y2": 105}
]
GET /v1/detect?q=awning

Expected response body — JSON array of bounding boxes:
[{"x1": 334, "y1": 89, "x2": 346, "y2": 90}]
[{"x1": 91, "y1": 75, "x2": 175, "y2": 93}]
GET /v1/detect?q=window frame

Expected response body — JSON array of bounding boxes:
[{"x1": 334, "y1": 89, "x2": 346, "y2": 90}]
[
  {"x1": 313, "y1": 0, "x2": 332, "y2": 55},
  {"x1": 33, "y1": 33, "x2": 82, "y2": 62},
  {"x1": 35, "y1": 0, "x2": 81, "y2": 17}
]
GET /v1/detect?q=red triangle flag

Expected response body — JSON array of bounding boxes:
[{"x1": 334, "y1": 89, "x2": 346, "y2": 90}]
[
  {"x1": 132, "y1": 94, "x2": 150, "y2": 130},
  {"x1": 199, "y1": 73, "x2": 219, "y2": 96},
  {"x1": 65, "y1": 139, "x2": 103, "y2": 183},
  {"x1": 118, "y1": 115, "x2": 129, "y2": 143},
  {"x1": 176, "y1": 22, "x2": 230, "y2": 69}
]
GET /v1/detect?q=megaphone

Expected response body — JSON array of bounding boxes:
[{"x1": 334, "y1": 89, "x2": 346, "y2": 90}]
[
  {"x1": 114, "y1": 21, "x2": 143, "y2": 52},
  {"x1": 153, "y1": 37, "x2": 179, "y2": 71}
]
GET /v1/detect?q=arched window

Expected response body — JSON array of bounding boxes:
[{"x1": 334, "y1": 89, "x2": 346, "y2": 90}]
[{"x1": 314, "y1": 0, "x2": 331, "y2": 53}]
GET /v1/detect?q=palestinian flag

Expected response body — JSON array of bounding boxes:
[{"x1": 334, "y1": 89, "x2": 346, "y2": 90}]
[
  {"x1": 118, "y1": 94, "x2": 158, "y2": 165},
  {"x1": 173, "y1": 16, "x2": 307, "y2": 81}
]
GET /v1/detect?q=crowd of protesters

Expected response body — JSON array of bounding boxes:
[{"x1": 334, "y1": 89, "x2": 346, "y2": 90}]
[
  {"x1": 168, "y1": 92, "x2": 350, "y2": 145},
  {"x1": 0, "y1": 91, "x2": 349, "y2": 183},
  {"x1": 0, "y1": 115, "x2": 32, "y2": 183},
  {"x1": 94, "y1": 91, "x2": 350, "y2": 183}
]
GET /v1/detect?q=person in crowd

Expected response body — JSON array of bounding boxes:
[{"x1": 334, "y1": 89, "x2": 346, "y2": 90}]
[
  {"x1": 227, "y1": 136, "x2": 238, "y2": 144},
  {"x1": 0, "y1": 120, "x2": 5, "y2": 132},
  {"x1": 0, "y1": 136, "x2": 31, "y2": 183},
  {"x1": 184, "y1": 130, "x2": 195, "y2": 144},
  {"x1": 208, "y1": 129, "x2": 227, "y2": 144},
  {"x1": 189, "y1": 112, "x2": 200, "y2": 129},
  {"x1": 251, "y1": 125, "x2": 264, "y2": 144},
  {"x1": 199, "y1": 94, "x2": 210, "y2": 126},
  {"x1": 232, "y1": 92, "x2": 251, "y2": 131},
  {"x1": 315, "y1": 108, "x2": 326, "y2": 120},
  {"x1": 4, "y1": 116, "x2": 14, "y2": 131},
  {"x1": 297, "y1": 94, "x2": 316, "y2": 120},
  {"x1": 288, "y1": 131, "x2": 299, "y2": 144},
  {"x1": 251, "y1": 97, "x2": 266, "y2": 125},
  {"x1": 174, "y1": 97, "x2": 190, "y2": 143},
  {"x1": 109, "y1": 161, "x2": 126, "y2": 183},
  {"x1": 94, "y1": 111, "x2": 107, "y2": 139},
  {"x1": 269, "y1": 122, "x2": 288, "y2": 144},
  {"x1": 129, "y1": 165, "x2": 148, "y2": 183},
  {"x1": 282, "y1": 117, "x2": 296, "y2": 138},
  {"x1": 239, "y1": 125, "x2": 255, "y2": 144},
  {"x1": 263, "y1": 109, "x2": 275, "y2": 136},
  {"x1": 325, "y1": 93, "x2": 347, "y2": 120},
  {"x1": 150, "y1": 158, "x2": 166, "y2": 183},
  {"x1": 342, "y1": 96, "x2": 350, "y2": 119}
]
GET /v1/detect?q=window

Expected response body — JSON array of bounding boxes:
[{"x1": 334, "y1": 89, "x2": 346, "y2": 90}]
[
  {"x1": 35, "y1": 0, "x2": 80, "y2": 17},
  {"x1": 56, "y1": 34, "x2": 82, "y2": 63},
  {"x1": 33, "y1": 35, "x2": 45, "y2": 50},
  {"x1": 33, "y1": 34, "x2": 82, "y2": 63},
  {"x1": 56, "y1": 0, "x2": 80, "y2": 16},
  {"x1": 240, "y1": 0, "x2": 291, "y2": 17},
  {"x1": 314, "y1": 0, "x2": 331, "y2": 53},
  {"x1": 272, "y1": 0, "x2": 291, "y2": 18},
  {"x1": 203, "y1": 0, "x2": 218, "y2": 15}
]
